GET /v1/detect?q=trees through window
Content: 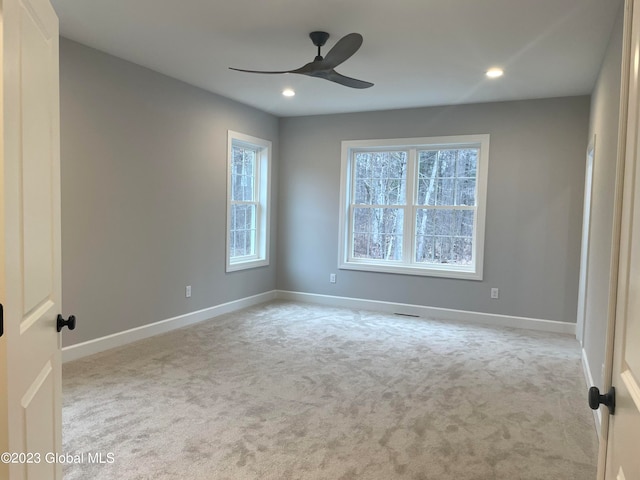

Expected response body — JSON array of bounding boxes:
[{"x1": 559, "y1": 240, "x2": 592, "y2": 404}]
[
  {"x1": 339, "y1": 135, "x2": 489, "y2": 280},
  {"x1": 226, "y1": 131, "x2": 271, "y2": 272}
]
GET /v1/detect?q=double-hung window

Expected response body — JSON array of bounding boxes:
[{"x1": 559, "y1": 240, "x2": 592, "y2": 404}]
[
  {"x1": 226, "y1": 131, "x2": 271, "y2": 272},
  {"x1": 339, "y1": 135, "x2": 489, "y2": 280}
]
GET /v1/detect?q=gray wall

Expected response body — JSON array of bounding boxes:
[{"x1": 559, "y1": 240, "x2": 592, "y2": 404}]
[
  {"x1": 584, "y1": 4, "x2": 625, "y2": 390},
  {"x1": 277, "y1": 97, "x2": 590, "y2": 323},
  {"x1": 60, "y1": 38, "x2": 595, "y2": 347},
  {"x1": 60, "y1": 39, "x2": 279, "y2": 346}
]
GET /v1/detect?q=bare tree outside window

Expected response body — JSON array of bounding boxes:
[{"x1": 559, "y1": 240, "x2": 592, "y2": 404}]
[
  {"x1": 230, "y1": 146, "x2": 257, "y2": 258},
  {"x1": 340, "y1": 135, "x2": 489, "y2": 280},
  {"x1": 352, "y1": 151, "x2": 407, "y2": 261},
  {"x1": 415, "y1": 148, "x2": 477, "y2": 265},
  {"x1": 226, "y1": 131, "x2": 271, "y2": 272}
]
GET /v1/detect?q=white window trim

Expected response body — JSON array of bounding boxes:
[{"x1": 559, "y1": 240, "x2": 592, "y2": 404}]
[
  {"x1": 226, "y1": 131, "x2": 271, "y2": 272},
  {"x1": 338, "y1": 134, "x2": 489, "y2": 280}
]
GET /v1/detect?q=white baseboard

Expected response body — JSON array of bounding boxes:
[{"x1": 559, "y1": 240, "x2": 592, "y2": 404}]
[
  {"x1": 62, "y1": 290, "x2": 277, "y2": 363},
  {"x1": 63, "y1": 289, "x2": 577, "y2": 363},
  {"x1": 581, "y1": 348, "x2": 602, "y2": 437},
  {"x1": 276, "y1": 290, "x2": 576, "y2": 335}
]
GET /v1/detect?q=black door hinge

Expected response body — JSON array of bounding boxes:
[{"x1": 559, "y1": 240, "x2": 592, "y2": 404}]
[{"x1": 0, "y1": 303, "x2": 3, "y2": 337}]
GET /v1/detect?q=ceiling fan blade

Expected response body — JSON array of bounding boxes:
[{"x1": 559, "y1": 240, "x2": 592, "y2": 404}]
[
  {"x1": 291, "y1": 61, "x2": 323, "y2": 74},
  {"x1": 230, "y1": 61, "x2": 321, "y2": 75},
  {"x1": 229, "y1": 67, "x2": 296, "y2": 74},
  {"x1": 322, "y1": 33, "x2": 363, "y2": 69},
  {"x1": 320, "y1": 70, "x2": 373, "y2": 89}
]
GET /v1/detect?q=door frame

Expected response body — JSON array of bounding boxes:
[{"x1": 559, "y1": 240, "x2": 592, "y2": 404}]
[
  {"x1": 0, "y1": 1, "x2": 9, "y2": 478},
  {"x1": 0, "y1": 4, "x2": 7, "y2": 473},
  {"x1": 576, "y1": 135, "x2": 596, "y2": 346}
]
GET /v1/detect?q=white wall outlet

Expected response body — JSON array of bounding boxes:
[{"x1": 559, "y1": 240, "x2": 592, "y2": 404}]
[
  {"x1": 186, "y1": 285, "x2": 192, "y2": 298},
  {"x1": 490, "y1": 287, "x2": 499, "y2": 299},
  {"x1": 329, "y1": 273, "x2": 336, "y2": 284}
]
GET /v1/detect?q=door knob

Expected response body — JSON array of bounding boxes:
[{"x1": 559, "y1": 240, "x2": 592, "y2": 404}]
[
  {"x1": 589, "y1": 386, "x2": 615, "y2": 415},
  {"x1": 57, "y1": 314, "x2": 76, "y2": 332}
]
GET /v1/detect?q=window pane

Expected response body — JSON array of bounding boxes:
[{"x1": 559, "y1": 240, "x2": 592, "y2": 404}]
[
  {"x1": 418, "y1": 151, "x2": 437, "y2": 177},
  {"x1": 456, "y1": 149, "x2": 478, "y2": 178},
  {"x1": 455, "y1": 178, "x2": 476, "y2": 206},
  {"x1": 230, "y1": 204, "x2": 256, "y2": 259},
  {"x1": 231, "y1": 146, "x2": 256, "y2": 201},
  {"x1": 415, "y1": 209, "x2": 436, "y2": 236},
  {"x1": 453, "y1": 237, "x2": 473, "y2": 265},
  {"x1": 417, "y1": 151, "x2": 436, "y2": 205},
  {"x1": 243, "y1": 176, "x2": 255, "y2": 202},
  {"x1": 352, "y1": 207, "x2": 403, "y2": 260},
  {"x1": 436, "y1": 178, "x2": 455, "y2": 206},
  {"x1": 418, "y1": 148, "x2": 477, "y2": 207},
  {"x1": 245, "y1": 228, "x2": 256, "y2": 256},
  {"x1": 437, "y1": 150, "x2": 456, "y2": 177},
  {"x1": 457, "y1": 209, "x2": 474, "y2": 237},
  {"x1": 234, "y1": 204, "x2": 255, "y2": 231},
  {"x1": 434, "y1": 236, "x2": 453, "y2": 263},
  {"x1": 434, "y1": 209, "x2": 454, "y2": 236},
  {"x1": 415, "y1": 235, "x2": 435, "y2": 263},
  {"x1": 415, "y1": 208, "x2": 474, "y2": 265},
  {"x1": 354, "y1": 151, "x2": 407, "y2": 205},
  {"x1": 232, "y1": 230, "x2": 244, "y2": 257},
  {"x1": 232, "y1": 204, "x2": 244, "y2": 231},
  {"x1": 243, "y1": 205, "x2": 256, "y2": 230}
]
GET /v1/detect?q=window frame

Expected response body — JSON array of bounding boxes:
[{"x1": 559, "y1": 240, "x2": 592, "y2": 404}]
[
  {"x1": 226, "y1": 131, "x2": 271, "y2": 272},
  {"x1": 338, "y1": 134, "x2": 490, "y2": 280}
]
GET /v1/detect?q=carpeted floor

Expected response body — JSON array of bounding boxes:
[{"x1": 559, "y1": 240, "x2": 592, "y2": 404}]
[{"x1": 62, "y1": 301, "x2": 598, "y2": 479}]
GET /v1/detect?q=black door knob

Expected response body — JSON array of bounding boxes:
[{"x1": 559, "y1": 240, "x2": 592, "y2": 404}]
[
  {"x1": 57, "y1": 314, "x2": 76, "y2": 332},
  {"x1": 589, "y1": 386, "x2": 615, "y2": 415}
]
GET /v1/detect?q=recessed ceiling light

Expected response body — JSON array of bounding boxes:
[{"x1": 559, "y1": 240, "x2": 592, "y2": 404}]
[
  {"x1": 486, "y1": 68, "x2": 504, "y2": 78},
  {"x1": 282, "y1": 88, "x2": 296, "y2": 97}
]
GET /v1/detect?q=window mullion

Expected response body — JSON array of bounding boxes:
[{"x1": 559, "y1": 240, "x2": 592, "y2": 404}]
[
  {"x1": 347, "y1": 153, "x2": 357, "y2": 261},
  {"x1": 403, "y1": 148, "x2": 417, "y2": 265},
  {"x1": 254, "y1": 203, "x2": 260, "y2": 257},
  {"x1": 252, "y1": 150, "x2": 260, "y2": 256}
]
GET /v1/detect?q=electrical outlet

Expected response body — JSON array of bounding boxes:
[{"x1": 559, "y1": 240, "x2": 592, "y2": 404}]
[
  {"x1": 329, "y1": 273, "x2": 336, "y2": 284},
  {"x1": 186, "y1": 285, "x2": 191, "y2": 298},
  {"x1": 490, "y1": 287, "x2": 499, "y2": 299}
]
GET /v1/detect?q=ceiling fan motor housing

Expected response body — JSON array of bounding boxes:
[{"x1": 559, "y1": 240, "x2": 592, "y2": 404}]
[
  {"x1": 310, "y1": 31, "x2": 330, "y2": 60},
  {"x1": 309, "y1": 31, "x2": 330, "y2": 47}
]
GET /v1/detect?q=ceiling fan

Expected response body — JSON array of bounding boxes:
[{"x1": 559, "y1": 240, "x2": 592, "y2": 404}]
[{"x1": 229, "y1": 31, "x2": 374, "y2": 89}]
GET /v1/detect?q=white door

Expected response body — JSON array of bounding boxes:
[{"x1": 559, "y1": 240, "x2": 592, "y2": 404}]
[
  {"x1": 0, "y1": 0, "x2": 62, "y2": 479},
  {"x1": 600, "y1": 0, "x2": 640, "y2": 478}
]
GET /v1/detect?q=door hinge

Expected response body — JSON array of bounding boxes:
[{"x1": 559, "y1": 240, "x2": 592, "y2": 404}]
[{"x1": 0, "y1": 303, "x2": 3, "y2": 337}]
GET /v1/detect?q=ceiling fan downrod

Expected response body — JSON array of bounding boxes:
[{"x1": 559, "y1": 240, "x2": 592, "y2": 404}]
[{"x1": 309, "y1": 31, "x2": 330, "y2": 61}]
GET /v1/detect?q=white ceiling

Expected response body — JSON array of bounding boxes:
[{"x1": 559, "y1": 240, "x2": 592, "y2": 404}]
[{"x1": 51, "y1": 0, "x2": 622, "y2": 117}]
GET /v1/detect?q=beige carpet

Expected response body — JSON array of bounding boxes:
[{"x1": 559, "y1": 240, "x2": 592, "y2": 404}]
[{"x1": 62, "y1": 301, "x2": 597, "y2": 479}]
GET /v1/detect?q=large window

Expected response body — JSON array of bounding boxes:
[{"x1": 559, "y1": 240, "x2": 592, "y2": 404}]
[
  {"x1": 339, "y1": 135, "x2": 489, "y2": 280},
  {"x1": 226, "y1": 131, "x2": 271, "y2": 272}
]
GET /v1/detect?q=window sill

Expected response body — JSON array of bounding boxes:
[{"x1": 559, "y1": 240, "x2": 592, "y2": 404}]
[
  {"x1": 339, "y1": 260, "x2": 483, "y2": 280},
  {"x1": 226, "y1": 258, "x2": 269, "y2": 273}
]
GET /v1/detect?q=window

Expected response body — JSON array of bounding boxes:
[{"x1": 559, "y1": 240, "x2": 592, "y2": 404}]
[
  {"x1": 338, "y1": 135, "x2": 489, "y2": 280},
  {"x1": 226, "y1": 131, "x2": 271, "y2": 272}
]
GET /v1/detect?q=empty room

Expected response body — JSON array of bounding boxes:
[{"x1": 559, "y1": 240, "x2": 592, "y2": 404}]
[{"x1": 2, "y1": 0, "x2": 639, "y2": 479}]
